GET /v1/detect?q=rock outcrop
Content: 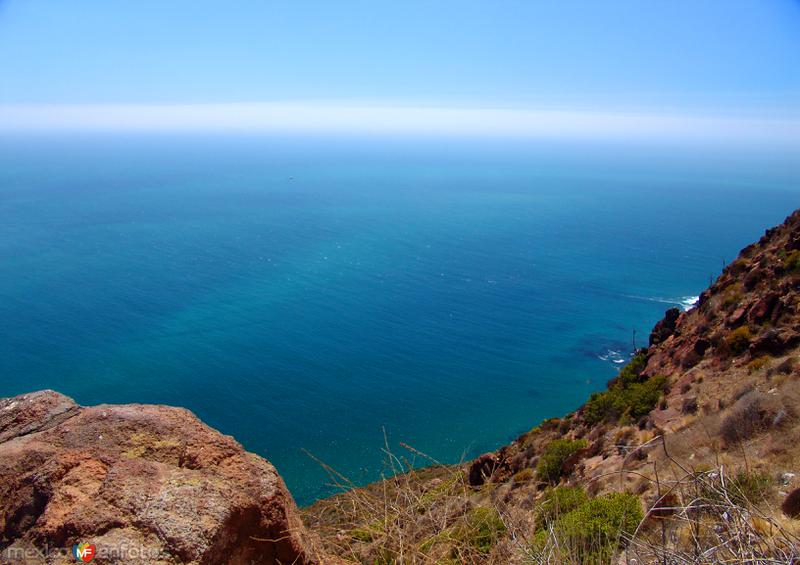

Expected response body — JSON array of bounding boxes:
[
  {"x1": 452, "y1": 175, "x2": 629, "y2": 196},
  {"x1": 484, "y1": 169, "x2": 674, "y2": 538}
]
[{"x1": 0, "y1": 390, "x2": 325, "y2": 564}]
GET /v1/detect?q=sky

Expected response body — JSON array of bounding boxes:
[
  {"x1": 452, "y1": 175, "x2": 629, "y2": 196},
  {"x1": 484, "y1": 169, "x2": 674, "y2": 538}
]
[{"x1": 0, "y1": 0, "x2": 798, "y2": 140}]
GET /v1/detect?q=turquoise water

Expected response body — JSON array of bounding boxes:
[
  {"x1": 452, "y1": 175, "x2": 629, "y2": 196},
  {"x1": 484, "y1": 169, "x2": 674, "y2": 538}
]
[{"x1": 0, "y1": 134, "x2": 797, "y2": 505}]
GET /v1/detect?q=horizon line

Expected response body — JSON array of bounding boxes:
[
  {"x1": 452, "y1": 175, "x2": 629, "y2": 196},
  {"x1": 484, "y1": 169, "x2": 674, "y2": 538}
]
[{"x1": 1, "y1": 102, "x2": 798, "y2": 147}]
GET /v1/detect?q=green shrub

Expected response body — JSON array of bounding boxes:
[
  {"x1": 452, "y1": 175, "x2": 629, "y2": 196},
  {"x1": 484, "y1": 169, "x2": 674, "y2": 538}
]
[
  {"x1": 784, "y1": 249, "x2": 800, "y2": 272},
  {"x1": 726, "y1": 326, "x2": 752, "y2": 355},
  {"x1": 350, "y1": 527, "x2": 373, "y2": 542},
  {"x1": 512, "y1": 467, "x2": 534, "y2": 484},
  {"x1": 536, "y1": 439, "x2": 588, "y2": 484},
  {"x1": 531, "y1": 492, "x2": 643, "y2": 564},
  {"x1": 535, "y1": 486, "x2": 589, "y2": 527},
  {"x1": 584, "y1": 375, "x2": 667, "y2": 425},
  {"x1": 451, "y1": 507, "x2": 506, "y2": 554},
  {"x1": 556, "y1": 492, "x2": 643, "y2": 563},
  {"x1": 583, "y1": 350, "x2": 667, "y2": 425},
  {"x1": 616, "y1": 350, "x2": 648, "y2": 386}
]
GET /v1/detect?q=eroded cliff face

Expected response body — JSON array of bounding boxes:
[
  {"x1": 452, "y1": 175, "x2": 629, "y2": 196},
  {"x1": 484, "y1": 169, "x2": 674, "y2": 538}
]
[
  {"x1": 0, "y1": 390, "x2": 328, "y2": 565},
  {"x1": 468, "y1": 210, "x2": 800, "y2": 500}
]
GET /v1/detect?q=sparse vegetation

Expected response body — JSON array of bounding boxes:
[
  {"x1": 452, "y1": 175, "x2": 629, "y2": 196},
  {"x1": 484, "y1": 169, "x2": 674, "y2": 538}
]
[
  {"x1": 512, "y1": 467, "x2": 534, "y2": 484},
  {"x1": 783, "y1": 249, "x2": 800, "y2": 272},
  {"x1": 304, "y1": 212, "x2": 800, "y2": 564},
  {"x1": 450, "y1": 507, "x2": 506, "y2": 555},
  {"x1": 536, "y1": 439, "x2": 587, "y2": 483},
  {"x1": 729, "y1": 470, "x2": 772, "y2": 505},
  {"x1": 726, "y1": 325, "x2": 752, "y2": 355},
  {"x1": 307, "y1": 431, "x2": 800, "y2": 565},
  {"x1": 728, "y1": 258, "x2": 748, "y2": 275},
  {"x1": 719, "y1": 391, "x2": 775, "y2": 445},
  {"x1": 584, "y1": 375, "x2": 667, "y2": 425},
  {"x1": 747, "y1": 355, "x2": 771, "y2": 373},
  {"x1": 623, "y1": 465, "x2": 799, "y2": 564},
  {"x1": 534, "y1": 485, "x2": 589, "y2": 526},
  {"x1": 722, "y1": 284, "x2": 744, "y2": 309}
]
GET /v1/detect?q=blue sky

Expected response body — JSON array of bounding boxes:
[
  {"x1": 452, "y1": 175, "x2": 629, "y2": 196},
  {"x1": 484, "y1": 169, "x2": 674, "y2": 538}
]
[{"x1": 0, "y1": 1, "x2": 798, "y2": 137}]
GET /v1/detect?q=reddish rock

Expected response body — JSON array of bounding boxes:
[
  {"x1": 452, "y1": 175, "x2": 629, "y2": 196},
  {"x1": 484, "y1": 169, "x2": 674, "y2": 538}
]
[
  {"x1": 748, "y1": 293, "x2": 779, "y2": 324},
  {"x1": 0, "y1": 390, "x2": 79, "y2": 442},
  {"x1": 743, "y1": 267, "x2": 763, "y2": 290},
  {"x1": 680, "y1": 396, "x2": 698, "y2": 415},
  {"x1": 728, "y1": 306, "x2": 748, "y2": 327},
  {"x1": 650, "y1": 406, "x2": 682, "y2": 433},
  {"x1": 649, "y1": 308, "x2": 682, "y2": 346},
  {"x1": 770, "y1": 299, "x2": 786, "y2": 324},
  {"x1": 750, "y1": 329, "x2": 800, "y2": 356},
  {"x1": 0, "y1": 391, "x2": 325, "y2": 565},
  {"x1": 693, "y1": 337, "x2": 710, "y2": 356},
  {"x1": 669, "y1": 339, "x2": 702, "y2": 369}
]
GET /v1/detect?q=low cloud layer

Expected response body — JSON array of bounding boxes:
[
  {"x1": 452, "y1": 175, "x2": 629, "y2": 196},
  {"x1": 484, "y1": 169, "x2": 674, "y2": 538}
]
[{"x1": 0, "y1": 103, "x2": 797, "y2": 147}]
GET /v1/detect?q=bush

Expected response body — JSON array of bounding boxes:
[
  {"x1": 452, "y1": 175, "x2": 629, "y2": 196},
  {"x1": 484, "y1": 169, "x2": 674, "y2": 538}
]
[
  {"x1": 536, "y1": 439, "x2": 588, "y2": 484},
  {"x1": 747, "y1": 355, "x2": 771, "y2": 374},
  {"x1": 535, "y1": 486, "x2": 589, "y2": 527},
  {"x1": 584, "y1": 375, "x2": 667, "y2": 425},
  {"x1": 783, "y1": 249, "x2": 800, "y2": 272},
  {"x1": 583, "y1": 350, "x2": 668, "y2": 425},
  {"x1": 616, "y1": 350, "x2": 648, "y2": 387},
  {"x1": 451, "y1": 507, "x2": 506, "y2": 554},
  {"x1": 726, "y1": 326, "x2": 751, "y2": 355},
  {"x1": 719, "y1": 392, "x2": 774, "y2": 444},
  {"x1": 536, "y1": 492, "x2": 643, "y2": 564},
  {"x1": 729, "y1": 471, "x2": 772, "y2": 505},
  {"x1": 512, "y1": 467, "x2": 534, "y2": 484},
  {"x1": 728, "y1": 259, "x2": 748, "y2": 275},
  {"x1": 722, "y1": 288, "x2": 743, "y2": 310}
]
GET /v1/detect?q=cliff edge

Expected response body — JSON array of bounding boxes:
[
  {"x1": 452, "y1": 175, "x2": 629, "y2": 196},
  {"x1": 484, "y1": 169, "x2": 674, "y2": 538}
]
[{"x1": 0, "y1": 390, "x2": 328, "y2": 564}]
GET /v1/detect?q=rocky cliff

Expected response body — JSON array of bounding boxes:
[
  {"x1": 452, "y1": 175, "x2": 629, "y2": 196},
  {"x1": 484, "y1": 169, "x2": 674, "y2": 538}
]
[{"x1": 0, "y1": 391, "x2": 329, "y2": 564}]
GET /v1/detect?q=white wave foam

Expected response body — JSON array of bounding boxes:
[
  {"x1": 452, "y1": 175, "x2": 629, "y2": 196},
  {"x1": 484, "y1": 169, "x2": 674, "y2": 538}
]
[
  {"x1": 625, "y1": 294, "x2": 700, "y2": 311},
  {"x1": 598, "y1": 349, "x2": 627, "y2": 364},
  {"x1": 680, "y1": 296, "x2": 699, "y2": 311}
]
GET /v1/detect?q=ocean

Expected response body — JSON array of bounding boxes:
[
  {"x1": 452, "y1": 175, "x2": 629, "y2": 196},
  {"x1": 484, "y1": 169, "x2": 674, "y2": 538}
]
[{"x1": 0, "y1": 133, "x2": 797, "y2": 505}]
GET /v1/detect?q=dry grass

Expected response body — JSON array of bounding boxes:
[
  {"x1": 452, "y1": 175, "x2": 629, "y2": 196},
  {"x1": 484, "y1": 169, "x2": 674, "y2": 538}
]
[
  {"x1": 623, "y1": 444, "x2": 800, "y2": 564},
  {"x1": 303, "y1": 432, "x2": 800, "y2": 564},
  {"x1": 303, "y1": 436, "x2": 516, "y2": 564}
]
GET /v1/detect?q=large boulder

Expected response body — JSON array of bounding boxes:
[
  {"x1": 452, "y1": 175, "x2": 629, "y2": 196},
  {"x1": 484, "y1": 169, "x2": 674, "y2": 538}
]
[{"x1": 0, "y1": 390, "x2": 326, "y2": 564}]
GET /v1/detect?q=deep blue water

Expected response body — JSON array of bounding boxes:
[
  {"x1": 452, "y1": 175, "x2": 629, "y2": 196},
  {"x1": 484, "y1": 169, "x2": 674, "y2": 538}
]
[{"x1": 0, "y1": 134, "x2": 797, "y2": 505}]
